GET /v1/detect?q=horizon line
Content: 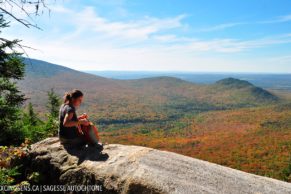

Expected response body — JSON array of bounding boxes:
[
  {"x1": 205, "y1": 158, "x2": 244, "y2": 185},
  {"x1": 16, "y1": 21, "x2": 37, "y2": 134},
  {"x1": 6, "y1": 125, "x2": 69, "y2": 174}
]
[
  {"x1": 83, "y1": 70, "x2": 291, "y2": 75},
  {"x1": 24, "y1": 57, "x2": 291, "y2": 75}
]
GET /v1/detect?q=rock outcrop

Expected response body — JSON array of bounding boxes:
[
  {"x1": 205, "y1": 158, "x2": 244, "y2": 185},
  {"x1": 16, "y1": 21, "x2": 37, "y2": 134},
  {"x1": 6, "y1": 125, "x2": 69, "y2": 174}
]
[{"x1": 27, "y1": 137, "x2": 291, "y2": 194}]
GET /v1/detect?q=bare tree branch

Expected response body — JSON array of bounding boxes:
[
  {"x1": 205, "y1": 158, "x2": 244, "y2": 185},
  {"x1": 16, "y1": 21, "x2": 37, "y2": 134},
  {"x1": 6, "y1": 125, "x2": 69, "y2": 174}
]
[
  {"x1": 0, "y1": 7, "x2": 41, "y2": 29},
  {"x1": 0, "y1": 0, "x2": 50, "y2": 29},
  {"x1": 0, "y1": 0, "x2": 52, "y2": 60},
  {"x1": 0, "y1": 37, "x2": 37, "y2": 50}
]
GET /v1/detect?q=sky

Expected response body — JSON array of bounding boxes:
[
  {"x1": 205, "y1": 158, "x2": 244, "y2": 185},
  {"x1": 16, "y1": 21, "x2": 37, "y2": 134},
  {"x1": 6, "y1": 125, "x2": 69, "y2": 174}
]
[{"x1": 3, "y1": 0, "x2": 291, "y2": 72}]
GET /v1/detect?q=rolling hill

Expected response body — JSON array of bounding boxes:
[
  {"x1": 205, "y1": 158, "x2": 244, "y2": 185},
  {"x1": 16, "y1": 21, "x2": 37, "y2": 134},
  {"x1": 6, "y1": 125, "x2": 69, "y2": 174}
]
[
  {"x1": 19, "y1": 58, "x2": 279, "y2": 123},
  {"x1": 87, "y1": 71, "x2": 291, "y2": 91},
  {"x1": 17, "y1": 58, "x2": 291, "y2": 182}
]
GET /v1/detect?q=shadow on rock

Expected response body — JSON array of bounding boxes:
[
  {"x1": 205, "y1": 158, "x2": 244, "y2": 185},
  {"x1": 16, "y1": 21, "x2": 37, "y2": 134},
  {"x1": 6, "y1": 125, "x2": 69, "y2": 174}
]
[{"x1": 63, "y1": 145, "x2": 109, "y2": 165}]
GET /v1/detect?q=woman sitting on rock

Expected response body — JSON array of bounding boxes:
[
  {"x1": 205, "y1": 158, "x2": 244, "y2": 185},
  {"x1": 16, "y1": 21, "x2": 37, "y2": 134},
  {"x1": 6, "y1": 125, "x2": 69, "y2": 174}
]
[{"x1": 59, "y1": 89, "x2": 103, "y2": 151}]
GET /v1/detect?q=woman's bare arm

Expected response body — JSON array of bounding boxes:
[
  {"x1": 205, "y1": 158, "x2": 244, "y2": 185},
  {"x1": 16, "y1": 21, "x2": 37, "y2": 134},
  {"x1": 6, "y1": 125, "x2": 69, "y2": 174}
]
[
  {"x1": 63, "y1": 112, "x2": 89, "y2": 127},
  {"x1": 63, "y1": 112, "x2": 79, "y2": 127}
]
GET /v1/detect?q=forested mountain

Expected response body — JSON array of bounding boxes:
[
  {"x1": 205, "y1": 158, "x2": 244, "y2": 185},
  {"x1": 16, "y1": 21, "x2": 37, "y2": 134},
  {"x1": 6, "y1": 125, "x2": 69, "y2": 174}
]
[
  {"x1": 87, "y1": 71, "x2": 291, "y2": 91},
  {"x1": 19, "y1": 58, "x2": 279, "y2": 123},
  {"x1": 17, "y1": 58, "x2": 291, "y2": 182}
]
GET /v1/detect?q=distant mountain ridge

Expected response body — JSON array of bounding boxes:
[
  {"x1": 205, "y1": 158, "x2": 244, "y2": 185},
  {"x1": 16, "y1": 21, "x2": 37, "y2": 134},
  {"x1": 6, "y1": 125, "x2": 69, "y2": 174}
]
[
  {"x1": 216, "y1": 77, "x2": 253, "y2": 88},
  {"x1": 23, "y1": 58, "x2": 78, "y2": 77},
  {"x1": 87, "y1": 70, "x2": 291, "y2": 91},
  {"x1": 19, "y1": 58, "x2": 280, "y2": 123},
  {"x1": 216, "y1": 77, "x2": 279, "y2": 102},
  {"x1": 23, "y1": 58, "x2": 109, "y2": 80}
]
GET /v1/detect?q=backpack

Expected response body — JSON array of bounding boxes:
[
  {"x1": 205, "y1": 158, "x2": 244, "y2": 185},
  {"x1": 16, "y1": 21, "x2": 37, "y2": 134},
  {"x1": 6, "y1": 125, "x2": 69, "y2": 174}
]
[
  {"x1": 80, "y1": 123, "x2": 100, "y2": 144},
  {"x1": 78, "y1": 114, "x2": 100, "y2": 144}
]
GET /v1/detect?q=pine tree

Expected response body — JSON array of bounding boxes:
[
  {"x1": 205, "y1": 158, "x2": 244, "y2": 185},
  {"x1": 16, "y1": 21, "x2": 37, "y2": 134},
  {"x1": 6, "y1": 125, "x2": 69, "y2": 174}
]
[
  {"x1": 47, "y1": 88, "x2": 61, "y2": 119},
  {"x1": 0, "y1": 16, "x2": 26, "y2": 145},
  {"x1": 281, "y1": 155, "x2": 291, "y2": 182},
  {"x1": 45, "y1": 88, "x2": 60, "y2": 136},
  {"x1": 27, "y1": 102, "x2": 39, "y2": 126}
]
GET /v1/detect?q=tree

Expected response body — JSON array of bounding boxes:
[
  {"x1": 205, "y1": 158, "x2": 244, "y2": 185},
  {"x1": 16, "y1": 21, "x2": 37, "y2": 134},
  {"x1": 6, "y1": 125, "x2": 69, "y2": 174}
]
[
  {"x1": 27, "y1": 102, "x2": 40, "y2": 126},
  {"x1": 281, "y1": 155, "x2": 291, "y2": 182},
  {"x1": 45, "y1": 88, "x2": 60, "y2": 136},
  {"x1": 0, "y1": 16, "x2": 26, "y2": 145},
  {"x1": 0, "y1": 1, "x2": 49, "y2": 145},
  {"x1": 47, "y1": 88, "x2": 60, "y2": 119}
]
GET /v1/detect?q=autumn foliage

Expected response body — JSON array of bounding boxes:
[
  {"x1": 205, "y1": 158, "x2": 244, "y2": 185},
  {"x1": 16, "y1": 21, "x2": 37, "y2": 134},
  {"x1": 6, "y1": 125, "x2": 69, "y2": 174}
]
[{"x1": 101, "y1": 104, "x2": 291, "y2": 182}]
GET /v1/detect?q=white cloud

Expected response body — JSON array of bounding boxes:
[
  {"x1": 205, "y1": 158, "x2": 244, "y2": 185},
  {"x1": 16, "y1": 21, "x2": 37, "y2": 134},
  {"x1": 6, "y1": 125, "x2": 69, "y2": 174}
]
[
  {"x1": 278, "y1": 14, "x2": 291, "y2": 22},
  {"x1": 268, "y1": 55, "x2": 291, "y2": 64},
  {"x1": 57, "y1": 7, "x2": 291, "y2": 53},
  {"x1": 259, "y1": 14, "x2": 291, "y2": 24},
  {"x1": 197, "y1": 22, "x2": 246, "y2": 32},
  {"x1": 196, "y1": 14, "x2": 291, "y2": 32},
  {"x1": 19, "y1": 30, "x2": 291, "y2": 72},
  {"x1": 50, "y1": 5, "x2": 72, "y2": 14},
  {"x1": 25, "y1": 38, "x2": 291, "y2": 73},
  {"x1": 155, "y1": 34, "x2": 291, "y2": 53},
  {"x1": 4, "y1": 5, "x2": 291, "y2": 72},
  {"x1": 73, "y1": 7, "x2": 186, "y2": 41}
]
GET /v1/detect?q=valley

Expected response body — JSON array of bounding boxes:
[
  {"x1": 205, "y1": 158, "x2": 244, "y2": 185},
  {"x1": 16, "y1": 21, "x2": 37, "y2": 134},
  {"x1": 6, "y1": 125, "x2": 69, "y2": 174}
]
[
  {"x1": 101, "y1": 104, "x2": 291, "y2": 182},
  {"x1": 19, "y1": 58, "x2": 291, "y2": 182},
  {"x1": 20, "y1": 59, "x2": 280, "y2": 124}
]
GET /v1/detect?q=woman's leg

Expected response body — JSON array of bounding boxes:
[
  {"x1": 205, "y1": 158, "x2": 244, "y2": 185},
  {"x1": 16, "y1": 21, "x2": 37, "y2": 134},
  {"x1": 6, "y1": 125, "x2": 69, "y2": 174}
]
[
  {"x1": 88, "y1": 128, "x2": 99, "y2": 145},
  {"x1": 60, "y1": 137, "x2": 87, "y2": 148},
  {"x1": 86, "y1": 128, "x2": 103, "y2": 151}
]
